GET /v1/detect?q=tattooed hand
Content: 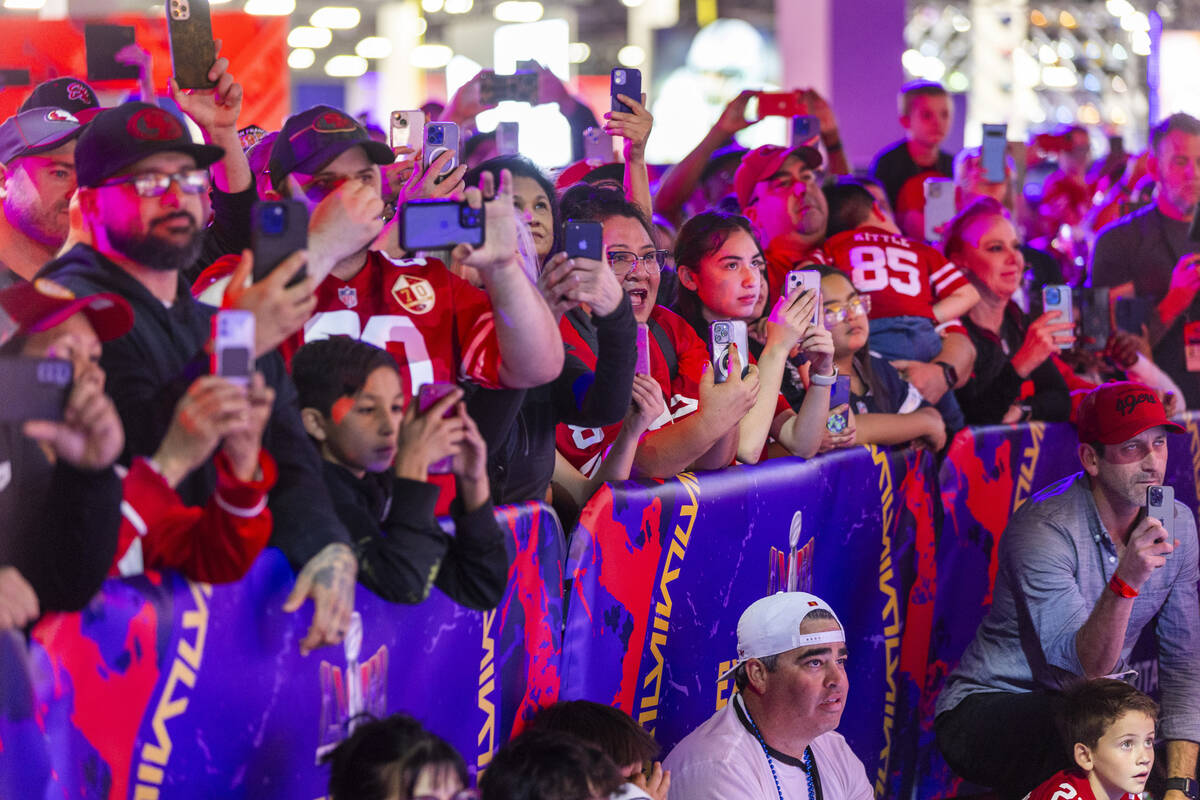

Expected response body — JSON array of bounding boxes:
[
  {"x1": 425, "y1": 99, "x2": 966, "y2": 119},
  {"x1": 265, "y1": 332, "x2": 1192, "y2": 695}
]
[{"x1": 282, "y1": 543, "x2": 358, "y2": 656}]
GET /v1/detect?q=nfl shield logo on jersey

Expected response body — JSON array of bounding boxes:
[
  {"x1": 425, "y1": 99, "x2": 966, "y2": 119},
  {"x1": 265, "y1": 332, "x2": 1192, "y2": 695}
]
[
  {"x1": 390, "y1": 275, "x2": 436, "y2": 315},
  {"x1": 338, "y1": 286, "x2": 358, "y2": 308}
]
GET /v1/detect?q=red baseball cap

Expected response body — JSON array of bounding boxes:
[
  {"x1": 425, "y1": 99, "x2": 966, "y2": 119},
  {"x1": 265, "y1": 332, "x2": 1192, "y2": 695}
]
[
  {"x1": 554, "y1": 158, "x2": 621, "y2": 190},
  {"x1": 733, "y1": 144, "x2": 822, "y2": 209},
  {"x1": 0, "y1": 278, "x2": 133, "y2": 345},
  {"x1": 1075, "y1": 381, "x2": 1185, "y2": 445}
]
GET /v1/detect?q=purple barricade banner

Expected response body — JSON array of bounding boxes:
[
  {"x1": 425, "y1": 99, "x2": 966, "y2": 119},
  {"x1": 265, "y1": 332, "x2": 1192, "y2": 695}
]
[
  {"x1": 6, "y1": 502, "x2": 565, "y2": 799},
  {"x1": 560, "y1": 446, "x2": 939, "y2": 798},
  {"x1": 912, "y1": 415, "x2": 1200, "y2": 799}
]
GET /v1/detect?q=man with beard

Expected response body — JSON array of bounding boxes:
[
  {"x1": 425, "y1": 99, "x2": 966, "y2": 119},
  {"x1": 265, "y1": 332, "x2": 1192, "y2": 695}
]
[
  {"x1": 1091, "y1": 114, "x2": 1200, "y2": 407},
  {"x1": 935, "y1": 382, "x2": 1200, "y2": 800},
  {"x1": 40, "y1": 102, "x2": 357, "y2": 657},
  {"x1": 734, "y1": 144, "x2": 830, "y2": 306},
  {"x1": 0, "y1": 107, "x2": 83, "y2": 287}
]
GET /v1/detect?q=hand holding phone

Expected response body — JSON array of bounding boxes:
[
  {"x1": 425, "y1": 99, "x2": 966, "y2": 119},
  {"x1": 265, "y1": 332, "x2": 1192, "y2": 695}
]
[{"x1": 923, "y1": 178, "x2": 955, "y2": 243}]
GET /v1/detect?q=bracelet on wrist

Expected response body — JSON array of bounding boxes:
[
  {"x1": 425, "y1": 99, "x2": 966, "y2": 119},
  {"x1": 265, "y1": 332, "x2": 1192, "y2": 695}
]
[
  {"x1": 824, "y1": 139, "x2": 843, "y2": 153},
  {"x1": 809, "y1": 365, "x2": 838, "y2": 387},
  {"x1": 1108, "y1": 573, "x2": 1139, "y2": 598}
]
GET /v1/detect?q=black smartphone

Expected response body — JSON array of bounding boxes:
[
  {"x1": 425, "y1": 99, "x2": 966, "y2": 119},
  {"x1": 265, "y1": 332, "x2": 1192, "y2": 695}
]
[
  {"x1": 564, "y1": 220, "x2": 602, "y2": 261},
  {"x1": 0, "y1": 357, "x2": 72, "y2": 424},
  {"x1": 166, "y1": 0, "x2": 217, "y2": 90},
  {"x1": 1147, "y1": 484, "x2": 1175, "y2": 543},
  {"x1": 85, "y1": 24, "x2": 139, "y2": 82},
  {"x1": 611, "y1": 67, "x2": 641, "y2": 114},
  {"x1": 827, "y1": 374, "x2": 851, "y2": 433},
  {"x1": 478, "y1": 72, "x2": 538, "y2": 105},
  {"x1": 981, "y1": 123, "x2": 1008, "y2": 183},
  {"x1": 1076, "y1": 286, "x2": 1110, "y2": 352},
  {"x1": 1115, "y1": 296, "x2": 1153, "y2": 334},
  {"x1": 400, "y1": 199, "x2": 485, "y2": 251},
  {"x1": 0, "y1": 69, "x2": 31, "y2": 88},
  {"x1": 251, "y1": 201, "x2": 309, "y2": 286}
]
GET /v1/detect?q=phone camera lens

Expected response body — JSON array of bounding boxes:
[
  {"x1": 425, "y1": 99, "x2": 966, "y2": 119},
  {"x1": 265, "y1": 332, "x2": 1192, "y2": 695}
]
[
  {"x1": 614, "y1": 70, "x2": 625, "y2": 84},
  {"x1": 428, "y1": 127, "x2": 444, "y2": 145},
  {"x1": 1046, "y1": 288, "x2": 1059, "y2": 304},
  {"x1": 261, "y1": 205, "x2": 286, "y2": 236},
  {"x1": 1150, "y1": 487, "x2": 1162, "y2": 504}
]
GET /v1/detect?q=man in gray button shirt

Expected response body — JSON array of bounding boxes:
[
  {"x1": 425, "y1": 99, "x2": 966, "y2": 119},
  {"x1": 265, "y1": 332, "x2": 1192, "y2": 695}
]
[{"x1": 935, "y1": 381, "x2": 1199, "y2": 800}]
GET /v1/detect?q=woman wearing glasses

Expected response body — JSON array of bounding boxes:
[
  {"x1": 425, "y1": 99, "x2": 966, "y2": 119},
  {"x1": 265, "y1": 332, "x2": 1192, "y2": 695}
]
[
  {"x1": 553, "y1": 187, "x2": 755, "y2": 499},
  {"x1": 671, "y1": 211, "x2": 835, "y2": 461}
]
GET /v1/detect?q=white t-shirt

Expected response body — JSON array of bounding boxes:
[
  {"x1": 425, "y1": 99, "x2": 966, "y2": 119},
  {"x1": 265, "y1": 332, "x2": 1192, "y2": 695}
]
[{"x1": 662, "y1": 696, "x2": 873, "y2": 800}]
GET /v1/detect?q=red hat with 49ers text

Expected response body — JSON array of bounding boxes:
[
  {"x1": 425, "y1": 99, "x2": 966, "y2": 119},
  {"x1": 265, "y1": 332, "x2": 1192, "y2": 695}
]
[
  {"x1": 1075, "y1": 381, "x2": 1185, "y2": 445},
  {"x1": 74, "y1": 102, "x2": 223, "y2": 189}
]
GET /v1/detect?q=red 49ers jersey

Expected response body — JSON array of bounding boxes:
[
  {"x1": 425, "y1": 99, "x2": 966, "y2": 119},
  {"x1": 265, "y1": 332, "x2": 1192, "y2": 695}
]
[
  {"x1": 194, "y1": 251, "x2": 503, "y2": 397},
  {"x1": 557, "y1": 305, "x2": 710, "y2": 478},
  {"x1": 1024, "y1": 768, "x2": 1139, "y2": 800},
  {"x1": 288, "y1": 251, "x2": 504, "y2": 397},
  {"x1": 824, "y1": 225, "x2": 968, "y2": 322}
]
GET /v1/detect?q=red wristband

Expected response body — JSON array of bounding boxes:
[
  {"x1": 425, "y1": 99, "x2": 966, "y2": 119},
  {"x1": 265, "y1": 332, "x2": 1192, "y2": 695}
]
[{"x1": 1108, "y1": 574, "x2": 1138, "y2": 598}]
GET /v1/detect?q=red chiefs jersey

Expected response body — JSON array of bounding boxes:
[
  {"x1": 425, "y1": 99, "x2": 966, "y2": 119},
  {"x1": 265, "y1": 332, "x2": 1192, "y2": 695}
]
[
  {"x1": 557, "y1": 305, "x2": 709, "y2": 478},
  {"x1": 824, "y1": 225, "x2": 968, "y2": 322},
  {"x1": 196, "y1": 251, "x2": 504, "y2": 397},
  {"x1": 1024, "y1": 768, "x2": 1139, "y2": 800}
]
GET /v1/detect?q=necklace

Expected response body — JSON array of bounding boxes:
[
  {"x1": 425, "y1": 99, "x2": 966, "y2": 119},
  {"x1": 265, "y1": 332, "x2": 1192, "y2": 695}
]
[{"x1": 738, "y1": 695, "x2": 817, "y2": 800}]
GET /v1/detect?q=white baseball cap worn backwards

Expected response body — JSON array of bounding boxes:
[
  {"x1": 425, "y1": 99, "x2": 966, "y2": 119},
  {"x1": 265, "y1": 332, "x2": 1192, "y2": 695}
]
[{"x1": 718, "y1": 591, "x2": 845, "y2": 682}]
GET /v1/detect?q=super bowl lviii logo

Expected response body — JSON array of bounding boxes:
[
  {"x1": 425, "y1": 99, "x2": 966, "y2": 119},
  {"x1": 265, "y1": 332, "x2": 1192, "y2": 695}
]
[
  {"x1": 716, "y1": 510, "x2": 815, "y2": 710},
  {"x1": 315, "y1": 612, "x2": 389, "y2": 763}
]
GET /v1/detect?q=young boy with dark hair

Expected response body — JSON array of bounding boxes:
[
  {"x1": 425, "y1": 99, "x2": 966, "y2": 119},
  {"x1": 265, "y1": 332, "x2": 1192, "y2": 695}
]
[
  {"x1": 869, "y1": 81, "x2": 955, "y2": 237},
  {"x1": 1025, "y1": 679, "x2": 1158, "y2": 800},
  {"x1": 292, "y1": 336, "x2": 508, "y2": 610}
]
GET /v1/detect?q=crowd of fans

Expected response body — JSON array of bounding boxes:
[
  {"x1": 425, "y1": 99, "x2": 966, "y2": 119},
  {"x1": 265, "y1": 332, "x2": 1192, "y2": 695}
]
[{"x1": 0, "y1": 40, "x2": 1197, "y2": 800}]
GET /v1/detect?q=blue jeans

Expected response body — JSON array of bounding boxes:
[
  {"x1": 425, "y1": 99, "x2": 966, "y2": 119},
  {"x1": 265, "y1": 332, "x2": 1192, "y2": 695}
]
[{"x1": 867, "y1": 315, "x2": 965, "y2": 431}]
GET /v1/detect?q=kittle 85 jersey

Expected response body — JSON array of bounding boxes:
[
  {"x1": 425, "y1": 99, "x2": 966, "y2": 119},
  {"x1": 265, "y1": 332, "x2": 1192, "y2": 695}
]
[
  {"x1": 824, "y1": 225, "x2": 968, "y2": 322},
  {"x1": 557, "y1": 305, "x2": 709, "y2": 478}
]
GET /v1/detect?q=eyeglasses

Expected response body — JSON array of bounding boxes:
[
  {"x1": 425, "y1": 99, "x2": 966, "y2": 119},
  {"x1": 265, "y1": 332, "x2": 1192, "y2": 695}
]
[
  {"x1": 823, "y1": 295, "x2": 870, "y2": 326},
  {"x1": 100, "y1": 169, "x2": 210, "y2": 198},
  {"x1": 608, "y1": 249, "x2": 669, "y2": 277},
  {"x1": 412, "y1": 791, "x2": 479, "y2": 800}
]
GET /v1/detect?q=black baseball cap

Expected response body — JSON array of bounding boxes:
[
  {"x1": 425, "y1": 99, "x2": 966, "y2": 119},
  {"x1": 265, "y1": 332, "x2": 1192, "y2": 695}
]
[
  {"x1": 74, "y1": 102, "x2": 223, "y2": 189},
  {"x1": 20, "y1": 77, "x2": 103, "y2": 122},
  {"x1": 0, "y1": 107, "x2": 82, "y2": 164},
  {"x1": 268, "y1": 105, "x2": 393, "y2": 189}
]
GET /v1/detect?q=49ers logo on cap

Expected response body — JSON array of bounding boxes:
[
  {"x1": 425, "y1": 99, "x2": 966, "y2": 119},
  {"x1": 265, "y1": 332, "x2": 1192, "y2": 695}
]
[
  {"x1": 127, "y1": 108, "x2": 184, "y2": 142},
  {"x1": 314, "y1": 110, "x2": 357, "y2": 134},
  {"x1": 45, "y1": 109, "x2": 78, "y2": 124},
  {"x1": 66, "y1": 82, "x2": 92, "y2": 103},
  {"x1": 391, "y1": 274, "x2": 436, "y2": 315}
]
